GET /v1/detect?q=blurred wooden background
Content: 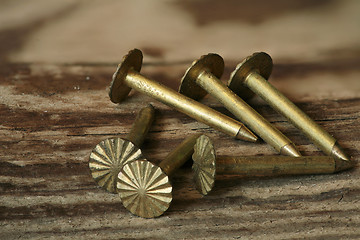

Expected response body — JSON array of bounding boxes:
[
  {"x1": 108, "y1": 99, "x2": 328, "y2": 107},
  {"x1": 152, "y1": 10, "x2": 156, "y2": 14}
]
[{"x1": 0, "y1": 0, "x2": 359, "y2": 239}]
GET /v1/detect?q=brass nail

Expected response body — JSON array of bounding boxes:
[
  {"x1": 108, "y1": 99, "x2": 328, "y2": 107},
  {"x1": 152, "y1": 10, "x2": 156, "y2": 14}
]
[
  {"x1": 229, "y1": 52, "x2": 350, "y2": 161},
  {"x1": 179, "y1": 53, "x2": 301, "y2": 157},
  {"x1": 117, "y1": 134, "x2": 201, "y2": 218},
  {"x1": 192, "y1": 135, "x2": 355, "y2": 195},
  {"x1": 88, "y1": 104, "x2": 155, "y2": 193},
  {"x1": 109, "y1": 49, "x2": 257, "y2": 142}
]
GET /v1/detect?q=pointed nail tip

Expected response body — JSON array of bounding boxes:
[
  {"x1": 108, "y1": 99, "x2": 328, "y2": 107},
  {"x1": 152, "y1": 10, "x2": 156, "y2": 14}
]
[
  {"x1": 236, "y1": 128, "x2": 258, "y2": 142},
  {"x1": 334, "y1": 158, "x2": 356, "y2": 172},
  {"x1": 331, "y1": 143, "x2": 350, "y2": 162},
  {"x1": 201, "y1": 190, "x2": 210, "y2": 196},
  {"x1": 280, "y1": 144, "x2": 302, "y2": 157}
]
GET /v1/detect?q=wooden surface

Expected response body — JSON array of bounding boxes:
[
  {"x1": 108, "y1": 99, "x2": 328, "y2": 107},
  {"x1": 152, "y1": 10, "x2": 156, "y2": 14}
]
[{"x1": 1, "y1": 1, "x2": 360, "y2": 239}]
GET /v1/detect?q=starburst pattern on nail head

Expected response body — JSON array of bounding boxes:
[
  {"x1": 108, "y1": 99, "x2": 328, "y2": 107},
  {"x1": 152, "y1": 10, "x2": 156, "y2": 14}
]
[
  {"x1": 192, "y1": 135, "x2": 216, "y2": 195},
  {"x1": 89, "y1": 138, "x2": 143, "y2": 193},
  {"x1": 118, "y1": 160, "x2": 172, "y2": 218}
]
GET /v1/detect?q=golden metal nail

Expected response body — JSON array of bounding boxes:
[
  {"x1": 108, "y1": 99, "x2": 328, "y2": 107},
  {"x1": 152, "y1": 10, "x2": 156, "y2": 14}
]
[
  {"x1": 229, "y1": 52, "x2": 350, "y2": 161},
  {"x1": 88, "y1": 104, "x2": 155, "y2": 193},
  {"x1": 193, "y1": 135, "x2": 355, "y2": 195},
  {"x1": 117, "y1": 134, "x2": 201, "y2": 218},
  {"x1": 179, "y1": 53, "x2": 301, "y2": 157},
  {"x1": 109, "y1": 49, "x2": 257, "y2": 142}
]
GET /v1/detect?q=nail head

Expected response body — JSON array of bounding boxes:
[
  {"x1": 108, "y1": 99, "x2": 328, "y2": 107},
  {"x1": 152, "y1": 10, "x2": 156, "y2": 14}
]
[
  {"x1": 109, "y1": 49, "x2": 143, "y2": 103},
  {"x1": 89, "y1": 138, "x2": 143, "y2": 193},
  {"x1": 228, "y1": 52, "x2": 273, "y2": 99},
  {"x1": 192, "y1": 135, "x2": 216, "y2": 195},
  {"x1": 118, "y1": 160, "x2": 173, "y2": 218},
  {"x1": 179, "y1": 53, "x2": 224, "y2": 100}
]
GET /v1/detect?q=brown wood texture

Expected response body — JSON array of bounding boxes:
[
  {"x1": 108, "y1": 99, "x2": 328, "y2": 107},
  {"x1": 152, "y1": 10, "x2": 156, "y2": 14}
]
[{"x1": 1, "y1": 1, "x2": 360, "y2": 239}]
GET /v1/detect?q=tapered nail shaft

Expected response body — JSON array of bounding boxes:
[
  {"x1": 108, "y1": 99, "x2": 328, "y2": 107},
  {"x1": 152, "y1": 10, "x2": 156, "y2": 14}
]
[
  {"x1": 109, "y1": 49, "x2": 257, "y2": 142},
  {"x1": 216, "y1": 155, "x2": 355, "y2": 176},
  {"x1": 158, "y1": 134, "x2": 201, "y2": 176},
  {"x1": 126, "y1": 70, "x2": 256, "y2": 141},
  {"x1": 180, "y1": 54, "x2": 300, "y2": 157},
  {"x1": 125, "y1": 104, "x2": 155, "y2": 147},
  {"x1": 192, "y1": 135, "x2": 355, "y2": 195},
  {"x1": 229, "y1": 52, "x2": 349, "y2": 161}
]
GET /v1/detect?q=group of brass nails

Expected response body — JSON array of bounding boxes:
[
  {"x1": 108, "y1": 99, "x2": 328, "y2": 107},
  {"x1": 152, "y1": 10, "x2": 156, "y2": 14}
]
[{"x1": 89, "y1": 49, "x2": 353, "y2": 218}]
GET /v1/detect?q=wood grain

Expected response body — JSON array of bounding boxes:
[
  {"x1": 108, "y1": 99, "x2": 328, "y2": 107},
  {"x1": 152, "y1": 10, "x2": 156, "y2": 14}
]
[
  {"x1": 0, "y1": 1, "x2": 359, "y2": 239},
  {"x1": 0, "y1": 61, "x2": 359, "y2": 239}
]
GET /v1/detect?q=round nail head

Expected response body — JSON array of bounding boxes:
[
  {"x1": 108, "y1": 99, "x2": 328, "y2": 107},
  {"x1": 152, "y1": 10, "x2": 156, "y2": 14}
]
[
  {"x1": 109, "y1": 49, "x2": 143, "y2": 103},
  {"x1": 192, "y1": 135, "x2": 216, "y2": 195},
  {"x1": 118, "y1": 160, "x2": 173, "y2": 218},
  {"x1": 228, "y1": 52, "x2": 273, "y2": 99},
  {"x1": 179, "y1": 53, "x2": 224, "y2": 100},
  {"x1": 89, "y1": 138, "x2": 143, "y2": 193}
]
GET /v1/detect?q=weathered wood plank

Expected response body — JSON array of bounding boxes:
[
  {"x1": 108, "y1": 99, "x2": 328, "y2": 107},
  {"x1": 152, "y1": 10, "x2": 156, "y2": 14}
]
[
  {"x1": 0, "y1": 61, "x2": 359, "y2": 239},
  {"x1": 0, "y1": 0, "x2": 360, "y2": 239}
]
